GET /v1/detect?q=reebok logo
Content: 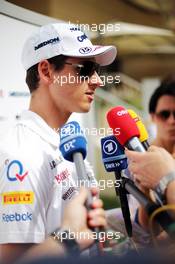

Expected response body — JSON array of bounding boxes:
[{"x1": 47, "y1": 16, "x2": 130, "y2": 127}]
[{"x1": 2, "y1": 212, "x2": 32, "y2": 222}]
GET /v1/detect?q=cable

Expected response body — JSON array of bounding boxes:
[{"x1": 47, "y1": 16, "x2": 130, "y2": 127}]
[{"x1": 149, "y1": 204, "x2": 175, "y2": 247}]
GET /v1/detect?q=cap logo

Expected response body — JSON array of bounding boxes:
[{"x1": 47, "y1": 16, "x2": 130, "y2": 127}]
[
  {"x1": 79, "y1": 47, "x2": 92, "y2": 54},
  {"x1": 93, "y1": 46, "x2": 103, "y2": 51},
  {"x1": 34, "y1": 37, "x2": 60, "y2": 50},
  {"x1": 70, "y1": 27, "x2": 81, "y2": 32},
  {"x1": 77, "y1": 33, "x2": 88, "y2": 42}
]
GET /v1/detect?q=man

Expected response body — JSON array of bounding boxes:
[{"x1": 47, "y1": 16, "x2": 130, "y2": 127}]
[
  {"x1": 0, "y1": 23, "x2": 116, "y2": 263},
  {"x1": 107, "y1": 76, "x2": 175, "y2": 246},
  {"x1": 127, "y1": 76, "x2": 175, "y2": 229},
  {"x1": 149, "y1": 75, "x2": 175, "y2": 155}
]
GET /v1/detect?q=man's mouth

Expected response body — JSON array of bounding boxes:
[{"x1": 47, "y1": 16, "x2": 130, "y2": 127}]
[{"x1": 85, "y1": 91, "x2": 94, "y2": 101}]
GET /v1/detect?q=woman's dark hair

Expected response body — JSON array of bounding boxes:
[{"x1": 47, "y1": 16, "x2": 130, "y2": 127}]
[
  {"x1": 26, "y1": 55, "x2": 67, "y2": 93},
  {"x1": 149, "y1": 74, "x2": 175, "y2": 113}
]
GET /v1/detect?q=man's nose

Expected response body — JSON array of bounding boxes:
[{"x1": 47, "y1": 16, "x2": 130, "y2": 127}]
[
  {"x1": 89, "y1": 71, "x2": 104, "y2": 88},
  {"x1": 167, "y1": 112, "x2": 175, "y2": 124}
]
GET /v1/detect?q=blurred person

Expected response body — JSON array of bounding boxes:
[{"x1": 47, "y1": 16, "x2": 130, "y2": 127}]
[
  {"x1": 125, "y1": 146, "x2": 175, "y2": 230},
  {"x1": 107, "y1": 76, "x2": 175, "y2": 248},
  {"x1": 149, "y1": 75, "x2": 175, "y2": 155},
  {"x1": 125, "y1": 77, "x2": 175, "y2": 231},
  {"x1": 9, "y1": 187, "x2": 106, "y2": 263},
  {"x1": 0, "y1": 23, "x2": 116, "y2": 263}
]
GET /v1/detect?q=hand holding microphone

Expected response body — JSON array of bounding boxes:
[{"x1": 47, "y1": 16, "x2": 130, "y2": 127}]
[
  {"x1": 106, "y1": 106, "x2": 175, "y2": 238},
  {"x1": 59, "y1": 121, "x2": 92, "y2": 206},
  {"x1": 125, "y1": 146, "x2": 175, "y2": 190},
  {"x1": 59, "y1": 121, "x2": 104, "y2": 255}
]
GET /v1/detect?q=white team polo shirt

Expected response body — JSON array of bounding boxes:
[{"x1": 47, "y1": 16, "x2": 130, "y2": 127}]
[{"x1": 0, "y1": 110, "x2": 95, "y2": 243}]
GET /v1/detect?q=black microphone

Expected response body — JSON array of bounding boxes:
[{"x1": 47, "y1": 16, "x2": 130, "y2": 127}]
[{"x1": 101, "y1": 135, "x2": 132, "y2": 237}]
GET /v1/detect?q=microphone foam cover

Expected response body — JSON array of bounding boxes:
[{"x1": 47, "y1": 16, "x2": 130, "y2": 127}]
[
  {"x1": 128, "y1": 109, "x2": 149, "y2": 143},
  {"x1": 59, "y1": 121, "x2": 87, "y2": 162},
  {"x1": 107, "y1": 106, "x2": 140, "y2": 146},
  {"x1": 101, "y1": 135, "x2": 128, "y2": 172}
]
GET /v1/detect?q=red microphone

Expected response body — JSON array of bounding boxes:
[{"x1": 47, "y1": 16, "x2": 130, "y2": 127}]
[{"x1": 107, "y1": 106, "x2": 146, "y2": 152}]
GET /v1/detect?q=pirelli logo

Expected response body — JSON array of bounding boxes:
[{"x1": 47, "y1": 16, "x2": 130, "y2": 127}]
[{"x1": 2, "y1": 191, "x2": 34, "y2": 205}]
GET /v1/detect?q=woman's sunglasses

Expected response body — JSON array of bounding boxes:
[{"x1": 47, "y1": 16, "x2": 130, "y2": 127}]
[
  {"x1": 65, "y1": 61, "x2": 101, "y2": 79},
  {"x1": 155, "y1": 110, "x2": 175, "y2": 121}
]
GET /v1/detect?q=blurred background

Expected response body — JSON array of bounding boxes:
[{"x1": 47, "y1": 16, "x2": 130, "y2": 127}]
[{"x1": 1, "y1": 0, "x2": 175, "y2": 208}]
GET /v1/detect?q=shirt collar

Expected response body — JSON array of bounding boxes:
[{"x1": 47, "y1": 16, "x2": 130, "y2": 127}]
[{"x1": 18, "y1": 110, "x2": 60, "y2": 149}]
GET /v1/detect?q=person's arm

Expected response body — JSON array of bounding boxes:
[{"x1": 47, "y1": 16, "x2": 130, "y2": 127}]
[
  {"x1": 125, "y1": 146, "x2": 175, "y2": 229},
  {"x1": 125, "y1": 146, "x2": 175, "y2": 197},
  {"x1": 13, "y1": 187, "x2": 106, "y2": 263}
]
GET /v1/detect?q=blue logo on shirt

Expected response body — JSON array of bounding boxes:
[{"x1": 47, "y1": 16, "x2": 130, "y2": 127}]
[
  {"x1": 2, "y1": 212, "x2": 32, "y2": 222},
  {"x1": 7, "y1": 160, "x2": 28, "y2": 182}
]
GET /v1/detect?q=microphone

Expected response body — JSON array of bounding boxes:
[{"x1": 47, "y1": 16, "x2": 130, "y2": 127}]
[
  {"x1": 59, "y1": 121, "x2": 102, "y2": 255},
  {"x1": 59, "y1": 121, "x2": 95, "y2": 210},
  {"x1": 106, "y1": 106, "x2": 146, "y2": 152},
  {"x1": 128, "y1": 109, "x2": 150, "y2": 150},
  {"x1": 101, "y1": 135, "x2": 132, "y2": 237},
  {"x1": 106, "y1": 107, "x2": 175, "y2": 238}
]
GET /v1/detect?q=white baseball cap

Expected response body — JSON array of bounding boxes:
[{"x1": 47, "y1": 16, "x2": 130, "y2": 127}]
[{"x1": 21, "y1": 23, "x2": 117, "y2": 70}]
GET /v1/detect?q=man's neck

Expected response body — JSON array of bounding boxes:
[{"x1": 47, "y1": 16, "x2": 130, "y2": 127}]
[{"x1": 29, "y1": 91, "x2": 71, "y2": 131}]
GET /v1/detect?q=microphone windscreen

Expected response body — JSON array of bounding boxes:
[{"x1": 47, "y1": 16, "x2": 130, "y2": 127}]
[
  {"x1": 106, "y1": 106, "x2": 140, "y2": 146},
  {"x1": 128, "y1": 109, "x2": 149, "y2": 143},
  {"x1": 101, "y1": 135, "x2": 128, "y2": 172},
  {"x1": 59, "y1": 121, "x2": 87, "y2": 162}
]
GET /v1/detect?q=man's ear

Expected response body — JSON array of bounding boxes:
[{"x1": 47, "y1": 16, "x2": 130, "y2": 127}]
[{"x1": 38, "y1": 60, "x2": 54, "y2": 85}]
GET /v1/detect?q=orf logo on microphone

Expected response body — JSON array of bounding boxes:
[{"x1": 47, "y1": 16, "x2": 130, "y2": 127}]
[{"x1": 117, "y1": 110, "x2": 128, "y2": 116}]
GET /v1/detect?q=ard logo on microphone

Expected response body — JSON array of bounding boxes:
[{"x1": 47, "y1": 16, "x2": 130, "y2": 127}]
[{"x1": 103, "y1": 139, "x2": 118, "y2": 155}]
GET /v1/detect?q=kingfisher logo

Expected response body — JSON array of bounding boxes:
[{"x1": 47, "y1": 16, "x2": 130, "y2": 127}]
[
  {"x1": 6, "y1": 160, "x2": 28, "y2": 182},
  {"x1": 55, "y1": 169, "x2": 70, "y2": 184},
  {"x1": 2, "y1": 212, "x2": 32, "y2": 222}
]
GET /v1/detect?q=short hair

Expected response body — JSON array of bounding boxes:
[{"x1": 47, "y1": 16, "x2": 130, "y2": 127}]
[
  {"x1": 26, "y1": 55, "x2": 67, "y2": 93},
  {"x1": 149, "y1": 74, "x2": 175, "y2": 113}
]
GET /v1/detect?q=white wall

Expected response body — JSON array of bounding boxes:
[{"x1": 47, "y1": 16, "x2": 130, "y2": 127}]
[{"x1": 0, "y1": 1, "x2": 96, "y2": 168}]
